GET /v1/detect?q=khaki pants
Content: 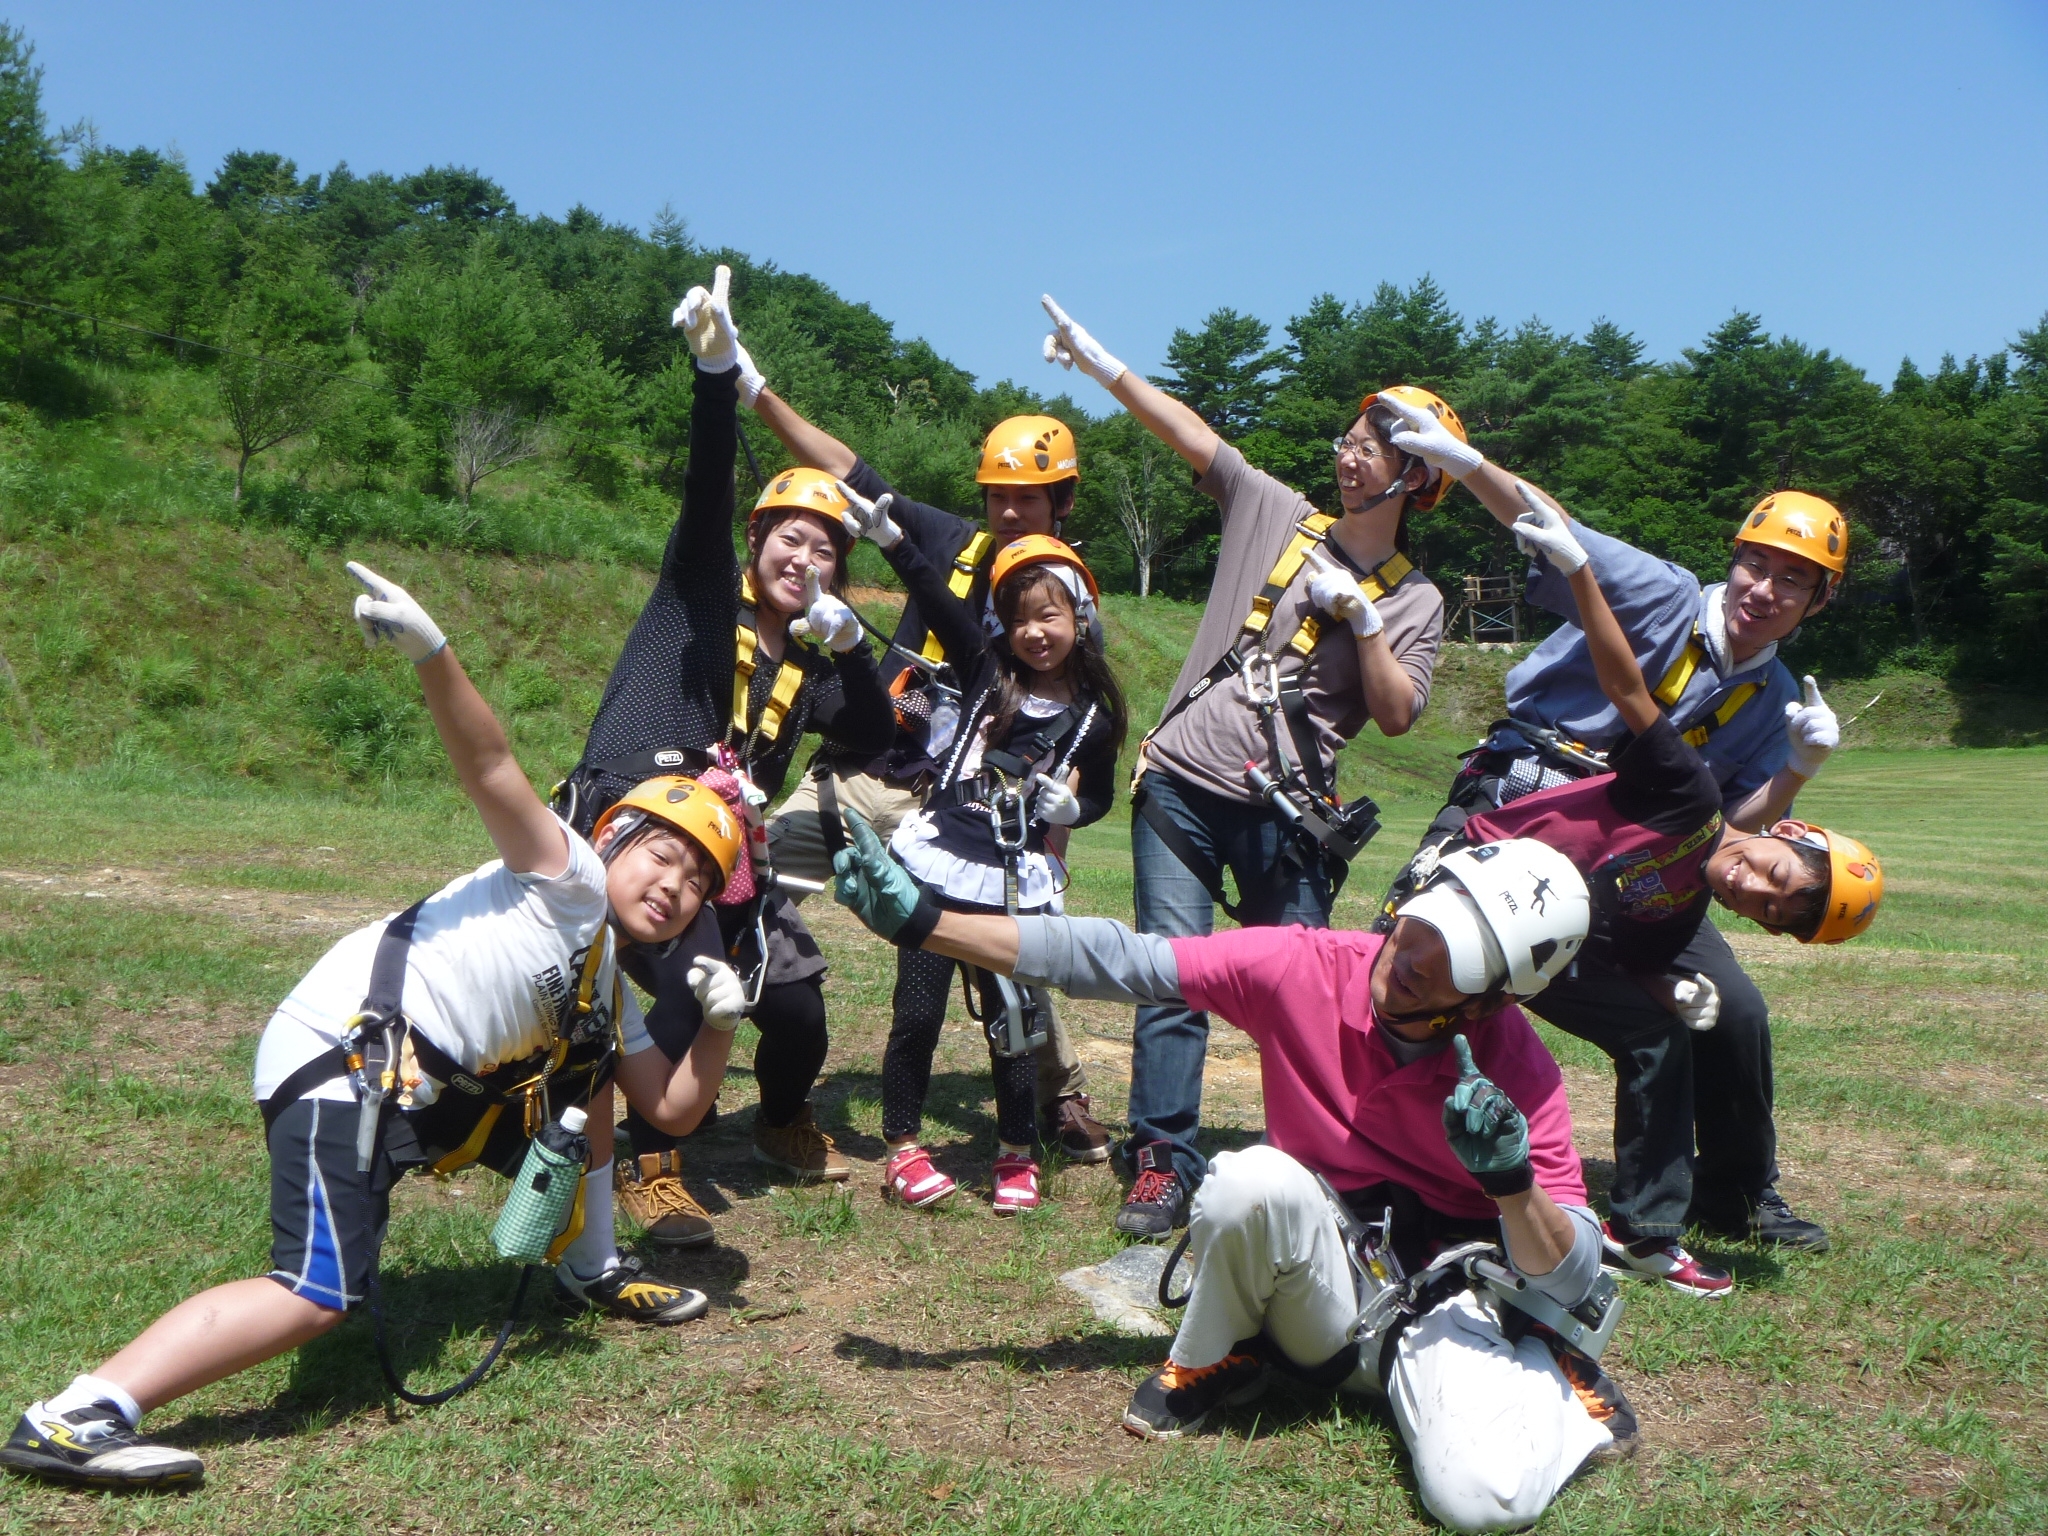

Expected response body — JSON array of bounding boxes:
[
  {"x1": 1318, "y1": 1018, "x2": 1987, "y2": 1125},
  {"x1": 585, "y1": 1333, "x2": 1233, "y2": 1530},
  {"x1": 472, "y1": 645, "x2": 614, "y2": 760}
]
[
  {"x1": 769, "y1": 766, "x2": 1087, "y2": 1107},
  {"x1": 1176, "y1": 1146, "x2": 1612, "y2": 1534}
]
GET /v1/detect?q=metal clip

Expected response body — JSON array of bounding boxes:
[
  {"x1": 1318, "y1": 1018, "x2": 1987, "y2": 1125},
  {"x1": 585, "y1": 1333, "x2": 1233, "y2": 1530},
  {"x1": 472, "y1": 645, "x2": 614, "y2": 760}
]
[{"x1": 1241, "y1": 648, "x2": 1282, "y2": 710}]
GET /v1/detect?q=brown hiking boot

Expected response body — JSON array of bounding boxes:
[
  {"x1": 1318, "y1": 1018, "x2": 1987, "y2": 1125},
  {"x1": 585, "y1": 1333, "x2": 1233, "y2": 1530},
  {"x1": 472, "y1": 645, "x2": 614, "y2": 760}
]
[
  {"x1": 753, "y1": 1104, "x2": 851, "y2": 1183},
  {"x1": 1044, "y1": 1093, "x2": 1112, "y2": 1164},
  {"x1": 613, "y1": 1152, "x2": 715, "y2": 1248}
]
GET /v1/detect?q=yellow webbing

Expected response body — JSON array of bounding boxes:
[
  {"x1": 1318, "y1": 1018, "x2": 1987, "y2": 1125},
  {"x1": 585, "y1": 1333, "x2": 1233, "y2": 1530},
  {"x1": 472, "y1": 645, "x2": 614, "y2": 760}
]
[
  {"x1": 1682, "y1": 684, "x2": 1759, "y2": 749},
  {"x1": 732, "y1": 573, "x2": 813, "y2": 748},
  {"x1": 428, "y1": 935, "x2": 611, "y2": 1176},
  {"x1": 1238, "y1": 513, "x2": 1414, "y2": 659},
  {"x1": 543, "y1": 1176, "x2": 587, "y2": 1266},
  {"x1": 1652, "y1": 628, "x2": 1762, "y2": 748},
  {"x1": 918, "y1": 530, "x2": 996, "y2": 665}
]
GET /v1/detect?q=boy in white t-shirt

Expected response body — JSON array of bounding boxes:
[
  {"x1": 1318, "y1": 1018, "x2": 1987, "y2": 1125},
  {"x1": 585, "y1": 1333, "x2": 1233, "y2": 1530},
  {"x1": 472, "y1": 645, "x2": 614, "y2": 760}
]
[{"x1": 3, "y1": 564, "x2": 754, "y2": 1494}]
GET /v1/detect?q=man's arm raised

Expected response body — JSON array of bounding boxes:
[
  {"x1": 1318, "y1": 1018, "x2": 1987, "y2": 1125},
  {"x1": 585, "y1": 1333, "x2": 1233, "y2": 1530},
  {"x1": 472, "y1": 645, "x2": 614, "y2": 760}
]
[
  {"x1": 1042, "y1": 295, "x2": 1220, "y2": 476},
  {"x1": 1509, "y1": 491, "x2": 1661, "y2": 737},
  {"x1": 751, "y1": 386, "x2": 857, "y2": 479}
]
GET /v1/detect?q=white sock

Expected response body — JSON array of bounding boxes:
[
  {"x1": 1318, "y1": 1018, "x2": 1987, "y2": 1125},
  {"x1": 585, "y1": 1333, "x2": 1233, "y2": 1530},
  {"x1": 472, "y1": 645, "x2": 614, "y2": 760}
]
[
  {"x1": 47, "y1": 1374, "x2": 143, "y2": 1428},
  {"x1": 556, "y1": 1163, "x2": 619, "y2": 1285}
]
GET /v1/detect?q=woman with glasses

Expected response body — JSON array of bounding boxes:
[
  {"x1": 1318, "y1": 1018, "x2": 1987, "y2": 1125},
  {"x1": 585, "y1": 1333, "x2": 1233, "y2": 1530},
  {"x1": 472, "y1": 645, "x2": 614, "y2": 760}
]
[
  {"x1": 1373, "y1": 393, "x2": 1854, "y2": 1281},
  {"x1": 1039, "y1": 296, "x2": 1448, "y2": 1239}
]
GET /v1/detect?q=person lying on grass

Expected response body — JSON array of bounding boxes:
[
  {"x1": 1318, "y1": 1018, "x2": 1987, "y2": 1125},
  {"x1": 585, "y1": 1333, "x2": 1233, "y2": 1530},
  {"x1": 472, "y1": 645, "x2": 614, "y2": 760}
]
[
  {"x1": 1377, "y1": 485, "x2": 1884, "y2": 1299},
  {"x1": 828, "y1": 812, "x2": 1640, "y2": 1534},
  {"x1": 2, "y1": 564, "x2": 753, "y2": 1494}
]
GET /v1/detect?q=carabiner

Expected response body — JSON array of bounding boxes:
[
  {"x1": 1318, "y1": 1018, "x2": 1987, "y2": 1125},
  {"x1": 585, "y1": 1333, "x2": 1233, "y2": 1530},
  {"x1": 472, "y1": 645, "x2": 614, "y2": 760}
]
[{"x1": 1241, "y1": 648, "x2": 1282, "y2": 710}]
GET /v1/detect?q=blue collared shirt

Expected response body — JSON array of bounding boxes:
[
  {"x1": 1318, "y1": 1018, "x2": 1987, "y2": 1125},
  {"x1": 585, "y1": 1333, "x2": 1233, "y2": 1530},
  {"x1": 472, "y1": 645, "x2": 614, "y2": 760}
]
[{"x1": 1504, "y1": 524, "x2": 1798, "y2": 811}]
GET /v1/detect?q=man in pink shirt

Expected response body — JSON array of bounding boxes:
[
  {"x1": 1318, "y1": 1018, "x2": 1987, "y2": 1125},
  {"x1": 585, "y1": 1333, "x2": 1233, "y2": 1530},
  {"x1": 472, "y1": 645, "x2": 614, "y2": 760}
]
[{"x1": 830, "y1": 816, "x2": 1634, "y2": 1533}]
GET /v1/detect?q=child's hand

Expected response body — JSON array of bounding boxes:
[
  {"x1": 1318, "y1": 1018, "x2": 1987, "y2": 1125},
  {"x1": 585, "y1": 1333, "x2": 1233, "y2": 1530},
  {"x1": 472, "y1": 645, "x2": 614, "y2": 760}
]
[
  {"x1": 1030, "y1": 772, "x2": 1082, "y2": 826},
  {"x1": 686, "y1": 960, "x2": 748, "y2": 1032},
  {"x1": 347, "y1": 561, "x2": 446, "y2": 663}
]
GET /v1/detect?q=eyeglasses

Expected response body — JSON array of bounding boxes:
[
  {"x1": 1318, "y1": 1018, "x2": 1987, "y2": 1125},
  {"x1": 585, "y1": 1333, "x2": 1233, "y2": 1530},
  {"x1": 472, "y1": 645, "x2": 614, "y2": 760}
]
[
  {"x1": 1330, "y1": 434, "x2": 1387, "y2": 463},
  {"x1": 1731, "y1": 550, "x2": 1821, "y2": 602}
]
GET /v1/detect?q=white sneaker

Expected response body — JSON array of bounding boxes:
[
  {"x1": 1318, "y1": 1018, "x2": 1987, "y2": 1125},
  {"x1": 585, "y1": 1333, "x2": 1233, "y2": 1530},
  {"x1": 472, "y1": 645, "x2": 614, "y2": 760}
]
[
  {"x1": 1600, "y1": 1222, "x2": 1734, "y2": 1299},
  {"x1": 1, "y1": 1400, "x2": 203, "y2": 1489}
]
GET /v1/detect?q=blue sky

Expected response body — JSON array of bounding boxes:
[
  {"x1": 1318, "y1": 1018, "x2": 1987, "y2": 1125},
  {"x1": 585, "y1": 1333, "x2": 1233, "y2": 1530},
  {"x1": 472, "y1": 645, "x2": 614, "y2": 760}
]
[{"x1": 14, "y1": 1, "x2": 2047, "y2": 392}]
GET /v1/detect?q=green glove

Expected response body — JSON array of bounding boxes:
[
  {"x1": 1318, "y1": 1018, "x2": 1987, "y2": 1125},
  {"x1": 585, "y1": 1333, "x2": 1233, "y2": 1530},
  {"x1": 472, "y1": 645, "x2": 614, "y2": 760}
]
[
  {"x1": 1441, "y1": 1034, "x2": 1533, "y2": 1197},
  {"x1": 831, "y1": 810, "x2": 941, "y2": 946}
]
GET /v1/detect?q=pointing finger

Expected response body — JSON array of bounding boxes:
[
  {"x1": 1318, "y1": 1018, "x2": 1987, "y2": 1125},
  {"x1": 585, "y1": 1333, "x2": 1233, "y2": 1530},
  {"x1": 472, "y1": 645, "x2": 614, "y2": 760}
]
[
  {"x1": 1802, "y1": 674, "x2": 1824, "y2": 710},
  {"x1": 710, "y1": 264, "x2": 730, "y2": 312},
  {"x1": 345, "y1": 560, "x2": 388, "y2": 598},
  {"x1": 1041, "y1": 294, "x2": 1071, "y2": 330},
  {"x1": 1452, "y1": 1033, "x2": 1480, "y2": 1080},
  {"x1": 804, "y1": 567, "x2": 823, "y2": 605}
]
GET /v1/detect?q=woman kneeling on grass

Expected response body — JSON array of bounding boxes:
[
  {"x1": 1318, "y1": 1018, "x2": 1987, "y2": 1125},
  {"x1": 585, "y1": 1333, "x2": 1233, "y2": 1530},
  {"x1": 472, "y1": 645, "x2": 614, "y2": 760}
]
[{"x1": 2, "y1": 564, "x2": 753, "y2": 1493}]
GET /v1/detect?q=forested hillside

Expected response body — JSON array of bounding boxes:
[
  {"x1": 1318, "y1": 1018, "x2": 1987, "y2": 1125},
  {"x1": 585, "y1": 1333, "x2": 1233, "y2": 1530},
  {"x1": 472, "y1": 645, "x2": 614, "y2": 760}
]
[{"x1": 1, "y1": 23, "x2": 2044, "y2": 683}]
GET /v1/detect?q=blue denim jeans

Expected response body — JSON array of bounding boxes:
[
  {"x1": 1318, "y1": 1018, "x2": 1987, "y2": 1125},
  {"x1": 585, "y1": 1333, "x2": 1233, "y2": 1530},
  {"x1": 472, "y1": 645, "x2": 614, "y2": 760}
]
[{"x1": 1127, "y1": 770, "x2": 1334, "y2": 1189}]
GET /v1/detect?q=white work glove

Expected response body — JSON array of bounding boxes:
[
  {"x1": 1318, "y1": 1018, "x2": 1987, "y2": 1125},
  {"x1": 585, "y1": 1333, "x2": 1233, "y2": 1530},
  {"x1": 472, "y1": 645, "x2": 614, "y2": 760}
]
[
  {"x1": 1040, "y1": 294, "x2": 1128, "y2": 388},
  {"x1": 1377, "y1": 391, "x2": 1484, "y2": 480},
  {"x1": 1669, "y1": 973, "x2": 1720, "y2": 1032},
  {"x1": 1511, "y1": 482, "x2": 1589, "y2": 576},
  {"x1": 672, "y1": 265, "x2": 766, "y2": 404},
  {"x1": 788, "y1": 568, "x2": 862, "y2": 653},
  {"x1": 833, "y1": 477, "x2": 902, "y2": 549},
  {"x1": 1783, "y1": 675, "x2": 1838, "y2": 778},
  {"x1": 1030, "y1": 772, "x2": 1082, "y2": 827},
  {"x1": 347, "y1": 561, "x2": 446, "y2": 663},
  {"x1": 1303, "y1": 547, "x2": 1385, "y2": 639},
  {"x1": 686, "y1": 959, "x2": 748, "y2": 1032}
]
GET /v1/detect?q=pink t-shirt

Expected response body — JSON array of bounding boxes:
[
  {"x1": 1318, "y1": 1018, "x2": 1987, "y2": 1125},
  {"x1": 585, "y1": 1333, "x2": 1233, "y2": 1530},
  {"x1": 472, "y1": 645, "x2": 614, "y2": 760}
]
[{"x1": 1169, "y1": 926, "x2": 1586, "y2": 1222}]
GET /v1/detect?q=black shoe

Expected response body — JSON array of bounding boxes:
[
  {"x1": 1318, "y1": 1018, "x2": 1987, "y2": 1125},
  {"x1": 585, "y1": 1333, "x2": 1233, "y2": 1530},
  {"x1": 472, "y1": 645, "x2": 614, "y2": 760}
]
[
  {"x1": 1114, "y1": 1143, "x2": 1187, "y2": 1237},
  {"x1": 1122, "y1": 1353, "x2": 1268, "y2": 1439},
  {"x1": 557, "y1": 1255, "x2": 710, "y2": 1325},
  {"x1": 1553, "y1": 1354, "x2": 1641, "y2": 1467},
  {"x1": 1693, "y1": 1187, "x2": 1831, "y2": 1253},
  {"x1": 1751, "y1": 1188, "x2": 1830, "y2": 1252},
  {"x1": 1, "y1": 1401, "x2": 203, "y2": 1490}
]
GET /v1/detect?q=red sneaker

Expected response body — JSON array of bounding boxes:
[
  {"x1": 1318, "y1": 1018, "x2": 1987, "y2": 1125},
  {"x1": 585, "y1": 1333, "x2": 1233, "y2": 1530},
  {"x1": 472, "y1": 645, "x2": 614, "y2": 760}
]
[
  {"x1": 1601, "y1": 1222, "x2": 1734, "y2": 1299},
  {"x1": 991, "y1": 1153, "x2": 1041, "y2": 1215},
  {"x1": 884, "y1": 1146, "x2": 956, "y2": 1209}
]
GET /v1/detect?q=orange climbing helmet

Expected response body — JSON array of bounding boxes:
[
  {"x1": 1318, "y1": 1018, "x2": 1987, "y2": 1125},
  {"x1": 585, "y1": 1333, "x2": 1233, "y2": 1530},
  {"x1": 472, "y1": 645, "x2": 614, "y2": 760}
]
[
  {"x1": 1359, "y1": 384, "x2": 1466, "y2": 512},
  {"x1": 752, "y1": 467, "x2": 850, "y2": 531},
  {"x1": 990, "y1": 534, "x2": 1099, "y2": 602},
  {"x1": 1800, "y1": 824, "x2": 1882, "y2": 945},
  {"x1": 590, "y1": 776, "x2": 744, "y2": 892},
  {"x1": 976, "y1": 415, "x2": 1080, "y2": 486},
  {"x1": 1735, "y1": 491, "x2": 1848, "y2": 583}
]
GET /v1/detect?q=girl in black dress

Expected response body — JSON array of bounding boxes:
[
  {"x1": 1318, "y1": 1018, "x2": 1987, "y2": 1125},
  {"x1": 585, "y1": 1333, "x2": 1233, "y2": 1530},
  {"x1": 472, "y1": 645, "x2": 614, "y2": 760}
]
[{"x1": 877, "y1": 535, "x2": 1125, "y2": 1213}]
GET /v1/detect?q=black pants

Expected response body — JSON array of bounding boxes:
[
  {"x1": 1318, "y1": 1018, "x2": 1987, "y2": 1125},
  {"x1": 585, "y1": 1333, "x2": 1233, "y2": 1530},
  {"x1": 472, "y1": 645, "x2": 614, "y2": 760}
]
[
  {"x1": 1411, "y1": 764, "x2": 1780, "y2": 1239},
  {"x1": 619, "y1": 925, "x2": 829, "y2": 1157},
  {"x1": 1527, "y1": 918, "x2": 1778, "y2": 1238},
  {"x1": 884, "y1": 943, "x2": 1040, "y2": 1148}
]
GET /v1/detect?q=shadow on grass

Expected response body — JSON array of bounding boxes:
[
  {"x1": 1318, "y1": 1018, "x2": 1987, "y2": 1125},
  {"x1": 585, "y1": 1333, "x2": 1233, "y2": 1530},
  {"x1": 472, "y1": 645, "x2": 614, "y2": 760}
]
[
  {"x1": 833, "y1": 1329, "x2": 1165, "y2": 1377},
  {"x1": 150, "y1": 1262, "x2": 605, "y2": 1450}
]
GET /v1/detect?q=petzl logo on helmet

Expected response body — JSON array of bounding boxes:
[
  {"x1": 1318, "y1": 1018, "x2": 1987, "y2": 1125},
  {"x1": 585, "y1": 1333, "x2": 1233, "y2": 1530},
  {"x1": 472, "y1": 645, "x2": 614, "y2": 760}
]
[{"x1": 995, "y1": 446, "x2": 1025, "y2": 470}]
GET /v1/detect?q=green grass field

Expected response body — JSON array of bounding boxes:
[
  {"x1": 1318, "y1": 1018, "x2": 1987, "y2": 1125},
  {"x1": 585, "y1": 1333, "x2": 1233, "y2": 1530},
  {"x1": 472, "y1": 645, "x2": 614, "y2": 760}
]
[{"x1": 3, "y1": 405, "x2": 2047, "y2": 1531}]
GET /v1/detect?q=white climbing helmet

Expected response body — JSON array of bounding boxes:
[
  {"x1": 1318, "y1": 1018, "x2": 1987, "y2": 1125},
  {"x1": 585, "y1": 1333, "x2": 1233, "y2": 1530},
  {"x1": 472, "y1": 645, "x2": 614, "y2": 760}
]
[{"x1": 1397, "y1": 838, "x2": 1589, "y2": 998}]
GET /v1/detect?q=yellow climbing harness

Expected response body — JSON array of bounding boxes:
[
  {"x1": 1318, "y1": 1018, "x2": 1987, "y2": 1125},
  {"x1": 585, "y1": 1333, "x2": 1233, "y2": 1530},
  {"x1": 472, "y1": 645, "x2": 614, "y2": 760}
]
[
  {"x1": 732, "y1": 572, "x2": 814, "y2": 750},
  {"x1": 1651, "y1": 631, "x2": 1760, "y2": 750},
  {"x1": 917, "y1": 530, "x2": 996, "y2": 664},
  {"x1": 1238, "y1": 512, "x2": 1413, "y2": 660}
]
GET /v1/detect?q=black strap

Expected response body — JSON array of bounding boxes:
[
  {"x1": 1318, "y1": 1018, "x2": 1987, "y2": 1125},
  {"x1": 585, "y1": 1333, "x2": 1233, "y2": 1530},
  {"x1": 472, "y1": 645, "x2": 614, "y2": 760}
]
[
  {"x1": 259, "y1": 901, "x2": 426, "y2": 1131},
  {"x1": 1275, "y1": 677, "x2": 1333, "y2": 802},
  {"x1": 980, "y1": 703, "x2": 1083, "y2": 781},
  {"x1": 1133, "y1": 780, "x2": 1305, "y2": 925},
  {"x1": 815, "y1": 761, "x2": 847, "y2": 858}
]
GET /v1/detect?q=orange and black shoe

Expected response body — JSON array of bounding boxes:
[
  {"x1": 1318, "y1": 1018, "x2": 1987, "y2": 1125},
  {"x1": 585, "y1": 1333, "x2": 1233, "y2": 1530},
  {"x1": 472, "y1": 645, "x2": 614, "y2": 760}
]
[
  {"x1": 1121, "y1": 1352, "x2": 1268, "y2": 1440},
  {"x1": 1555, "y1": 1351, "x2": 1641, "y2": 1466}
]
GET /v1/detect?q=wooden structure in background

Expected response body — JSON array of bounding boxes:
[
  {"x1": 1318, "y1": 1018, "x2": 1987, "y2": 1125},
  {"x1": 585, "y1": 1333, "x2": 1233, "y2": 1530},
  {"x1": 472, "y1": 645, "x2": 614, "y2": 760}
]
[{"x1": 1462, "y1": 573, "x2": 1525, "y2": 644}]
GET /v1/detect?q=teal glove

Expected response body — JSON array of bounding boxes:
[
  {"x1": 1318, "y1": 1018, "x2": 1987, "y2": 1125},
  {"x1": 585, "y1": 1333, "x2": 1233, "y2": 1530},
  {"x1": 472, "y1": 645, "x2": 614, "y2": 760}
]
[
  {"x1": 1441, "y1": 1034, "x2": 1533, "y2": 1197},
  {"x1": 831, "y1": 810, "x2": 941, "y2": 946}
]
